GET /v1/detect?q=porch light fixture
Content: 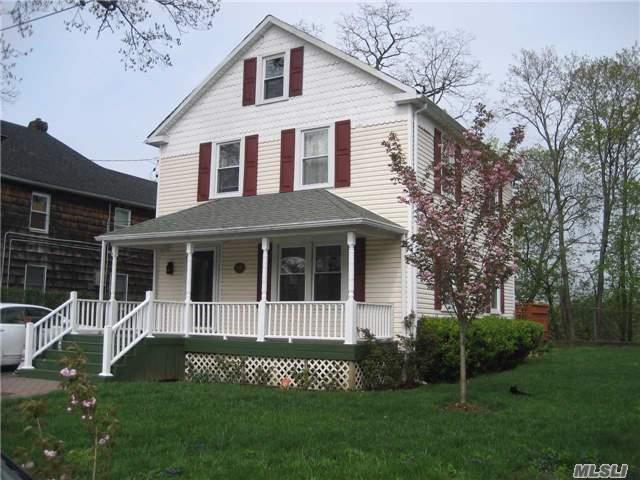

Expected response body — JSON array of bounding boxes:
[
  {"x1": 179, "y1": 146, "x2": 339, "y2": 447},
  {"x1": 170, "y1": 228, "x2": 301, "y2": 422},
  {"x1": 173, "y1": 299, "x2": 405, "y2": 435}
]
[{"x1": 166, "y1": 262, "x2": 174, "y2": 275}]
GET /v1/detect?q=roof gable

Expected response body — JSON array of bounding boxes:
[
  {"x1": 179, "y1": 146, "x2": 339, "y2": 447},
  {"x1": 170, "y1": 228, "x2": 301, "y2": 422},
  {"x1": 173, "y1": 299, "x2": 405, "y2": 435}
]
[{"x1": 146, "y1": 15, "x2": 415, "y2": 143}]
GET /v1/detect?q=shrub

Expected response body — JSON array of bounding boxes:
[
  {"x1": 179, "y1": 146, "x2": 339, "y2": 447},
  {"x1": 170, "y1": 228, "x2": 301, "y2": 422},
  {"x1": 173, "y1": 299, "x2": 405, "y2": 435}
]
[{"x1": 415, "y1": 315, "x2": 544, "y2": 383}]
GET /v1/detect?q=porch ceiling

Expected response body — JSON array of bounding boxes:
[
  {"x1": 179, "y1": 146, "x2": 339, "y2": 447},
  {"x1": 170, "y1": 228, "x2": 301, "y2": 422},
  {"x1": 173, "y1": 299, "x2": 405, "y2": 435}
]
[{"x1": 97, "y1": 190, "x2": 405, "y2": 247}]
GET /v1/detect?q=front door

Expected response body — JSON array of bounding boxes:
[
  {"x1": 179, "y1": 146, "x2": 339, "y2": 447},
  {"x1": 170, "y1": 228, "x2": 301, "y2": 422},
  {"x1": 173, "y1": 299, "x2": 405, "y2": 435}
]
[{"x1": 191, "y1": 251, "x2": 215, "y2": 302}]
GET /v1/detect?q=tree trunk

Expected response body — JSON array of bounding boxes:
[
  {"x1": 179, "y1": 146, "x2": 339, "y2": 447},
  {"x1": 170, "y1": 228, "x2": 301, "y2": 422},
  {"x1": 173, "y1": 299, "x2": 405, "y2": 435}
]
[
  {"x1": 595, "y1": 193, "x2": 613, "y2": 340},
  {"x1": 553, "y1": 173, "x2": 574, "y2": 341},
  {"x1": 458, "y1": 321, "x2": 467, "y2": 404}
]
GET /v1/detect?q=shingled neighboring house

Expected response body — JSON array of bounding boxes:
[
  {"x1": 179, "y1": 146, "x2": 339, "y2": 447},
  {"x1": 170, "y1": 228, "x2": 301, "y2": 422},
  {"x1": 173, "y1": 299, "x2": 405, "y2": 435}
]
[{"x1": 0, "y1": 118, "x2": 156, "y2": 303}]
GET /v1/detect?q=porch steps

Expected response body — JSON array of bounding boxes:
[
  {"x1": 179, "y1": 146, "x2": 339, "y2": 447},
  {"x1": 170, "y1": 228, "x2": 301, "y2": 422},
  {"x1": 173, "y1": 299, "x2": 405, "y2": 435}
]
[
  {"x1": 17, "y1": 334, "x2": 125, "y2": 382},
  {"x1": 17, "y1": 335, "x2": 185, "y2": 382}
]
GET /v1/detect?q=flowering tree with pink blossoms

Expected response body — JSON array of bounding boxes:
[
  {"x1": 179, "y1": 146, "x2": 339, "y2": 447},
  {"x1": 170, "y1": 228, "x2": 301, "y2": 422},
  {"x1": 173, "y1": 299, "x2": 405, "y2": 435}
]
[{"x1": 383, "y1": 104, "x2": 524, "y2": 405}]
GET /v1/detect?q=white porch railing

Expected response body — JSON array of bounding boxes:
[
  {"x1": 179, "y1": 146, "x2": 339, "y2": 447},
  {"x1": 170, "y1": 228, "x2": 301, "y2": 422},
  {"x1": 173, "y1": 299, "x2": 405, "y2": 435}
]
[
  {"x1": 266, "y1": 302, "x2": 346, "y2": 341},
  {"x1": 22, "y1": 294, "x2": 75, "y2": 369},
  {"x1": 21, "y1": 292, "x2": 394, "y2": 375},
  {"x1": 153, "y1": 301, "x2": 185, "y2": 335},
  {"x1": 192, "y1": 302, "x2": 259, "y2": 338},
  {"x1": 356, "y1": 302, "x2": 394, "y2": 339}
]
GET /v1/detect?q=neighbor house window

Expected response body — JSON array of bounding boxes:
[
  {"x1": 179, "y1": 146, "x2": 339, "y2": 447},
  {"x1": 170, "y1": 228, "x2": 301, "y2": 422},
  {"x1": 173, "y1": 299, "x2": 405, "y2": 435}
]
[
  {"x1": 300, "y1": 127, "x2": 331, "y2": 187},
  {"x1": 29, "y1": 192, "x2": 50, "y2": 233},
  {"x1": 115, "y1": 273, "x2": 128, "y2": 301},
  {"x1": 263, "y1": 54, "x2": 285, "y2": 100},
  {"x1": 279, "y1": 246, "x2": 306, "y2": 301},
  {"x1": 314, "y1": 245, "x2": 341, "y2": 301},
  {"x1": 113, "y1": 207, "x2": 131, "y2": 230},
  {"x1": 215, "y1": 140, "x2": 242, "y2": 195},
  {"x1": 24, "y1": 265, "x2": 47, "y2": 292}
]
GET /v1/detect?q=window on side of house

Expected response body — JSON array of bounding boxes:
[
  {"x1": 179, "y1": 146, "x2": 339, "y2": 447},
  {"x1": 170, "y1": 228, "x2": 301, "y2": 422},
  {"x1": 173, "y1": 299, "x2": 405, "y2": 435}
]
[
  {"x1": 115, "y1": 273, "x2": 128, "y2": 301},
  {"x1": 215, "y1": 140, "x2": 242, "y2": 195},
  {"x1": 24, "y1": 265, "x2": 47, "y2": 292},
  {"x1": 263, "y1": 54, "x2": 285, "y2": 100},
  {"x1": 491, "y1": 286, "x2": 500, "y2": 313},
  {"x1": 313, "y1": 245, "x2": 341, "y2": 301},
  {"x1": 279, "y1": 246, "x2": 306, "y2": 301},
  {"x1": 29, "y1": 192, "x2": 50, "y2": 233},
  {"x1": 300, "y1": 127, "x2": 331, "y2": 187},
  {"x1": 113, "y1": 207, "x2": 131, "y2": 230}
]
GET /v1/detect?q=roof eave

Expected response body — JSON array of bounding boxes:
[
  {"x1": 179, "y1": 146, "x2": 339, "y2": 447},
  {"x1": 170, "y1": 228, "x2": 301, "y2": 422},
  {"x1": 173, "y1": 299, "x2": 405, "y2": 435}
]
[
  {"x1": 97, "y1": 217, "x2": 406, "y2": 243},
  {"x1": 1, "y1": 174, "x2": 156, "y2": 210},
  {"x1": 394, "y1": 93, "x2": 466, "y2": 134}
]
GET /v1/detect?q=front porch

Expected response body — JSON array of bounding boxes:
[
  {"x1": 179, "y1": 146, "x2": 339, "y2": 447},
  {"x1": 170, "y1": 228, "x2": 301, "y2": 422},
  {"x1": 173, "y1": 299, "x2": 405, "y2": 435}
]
[{"x1": 20, "y1": 191, "x2": 404, "y2": 383}]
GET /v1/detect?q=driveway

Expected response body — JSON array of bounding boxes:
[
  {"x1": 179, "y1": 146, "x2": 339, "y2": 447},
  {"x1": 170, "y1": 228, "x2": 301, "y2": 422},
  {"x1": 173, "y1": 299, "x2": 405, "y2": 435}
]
[{"x1": 1, "y1": 370, "x2": 59, "y2": 399}]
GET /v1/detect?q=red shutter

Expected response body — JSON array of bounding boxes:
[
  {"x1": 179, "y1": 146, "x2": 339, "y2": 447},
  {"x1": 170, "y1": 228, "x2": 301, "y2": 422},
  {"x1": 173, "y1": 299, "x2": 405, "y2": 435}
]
[
  {"x1": 256, "y1": 245, "x2": 273, "y2": 301},
  {"x1": 335, "y1": 120, "x2": 351, "y2": 188},
  {"x1": 242, "y1": 57, "x2": 257, "y2": 106},
  {"x1": 354, "y1": 237, "x2": 366, "y2": 302},
  {"x1": 197, "y1": 142, "x2": 212, "y2": 202},
  {"x1": 433, "y1": 256, "x2": 442, "y2": 311},
  {"x1": 433, "y1": 129, "x2": 442, "y2": 194},
  {"x1": 289, "y1": 46, "x2": 304, "y2": 97},
  {"x1": 280, "y1": 129, "x2": 295, "y2": 192},
  {"x1": 243, "y1": 134, "x2": 258, "y2": 196},
  {"x1": 500, "y1": 281, "x2": 505, "y2": 314}
]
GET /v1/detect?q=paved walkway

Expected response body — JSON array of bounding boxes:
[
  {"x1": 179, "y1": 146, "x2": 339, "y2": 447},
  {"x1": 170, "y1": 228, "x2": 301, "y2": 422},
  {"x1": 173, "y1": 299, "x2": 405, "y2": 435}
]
[{"x1": 1, "y1": 373, "x2": 59, "y2": 399}]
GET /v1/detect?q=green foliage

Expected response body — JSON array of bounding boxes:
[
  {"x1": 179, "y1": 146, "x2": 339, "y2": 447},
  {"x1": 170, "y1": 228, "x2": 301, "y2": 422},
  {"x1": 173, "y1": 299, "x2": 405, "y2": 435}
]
[
  {"x1": 359, "y1": 314, "x2": 418, "y2": 390},
  {"x1": 416, "y1": 316, "x2": 544, "y2": 382}
]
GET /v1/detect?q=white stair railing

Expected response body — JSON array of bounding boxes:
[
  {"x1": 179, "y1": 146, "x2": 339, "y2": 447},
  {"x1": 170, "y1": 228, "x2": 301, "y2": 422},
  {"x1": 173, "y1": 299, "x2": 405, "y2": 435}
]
[
  {"x1": 21, "y1": 292, "x2": 78, "y2": 370},
  {"x1": 100, "y1": 291, "x2": 152, "y2": 377},
  {"x1": 76, "y1": 299, "x2": 110, "y2": 330}
]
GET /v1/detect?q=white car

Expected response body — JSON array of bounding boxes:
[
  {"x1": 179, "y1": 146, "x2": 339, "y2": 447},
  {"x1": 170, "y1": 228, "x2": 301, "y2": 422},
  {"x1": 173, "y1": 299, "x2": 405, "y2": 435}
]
[{"x1": 0, "y1": 303, "x2": 51, "y2": 366}]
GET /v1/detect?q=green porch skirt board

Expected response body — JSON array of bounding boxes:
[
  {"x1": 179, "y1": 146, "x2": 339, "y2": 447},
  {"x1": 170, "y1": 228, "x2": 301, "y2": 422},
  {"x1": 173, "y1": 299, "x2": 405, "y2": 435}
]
[{"x1": 19, "y1": 336, "x2": 367, "y2": 382}]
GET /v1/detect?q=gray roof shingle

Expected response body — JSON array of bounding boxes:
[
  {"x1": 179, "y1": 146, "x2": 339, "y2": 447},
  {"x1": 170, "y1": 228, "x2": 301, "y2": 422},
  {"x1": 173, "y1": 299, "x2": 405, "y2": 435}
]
[
  {"x1": 1, "y1": 120, "x2": 157, "y2": 208},
  {"x1": 99, "y1": 189, "x2": 404, "y2": 241}
]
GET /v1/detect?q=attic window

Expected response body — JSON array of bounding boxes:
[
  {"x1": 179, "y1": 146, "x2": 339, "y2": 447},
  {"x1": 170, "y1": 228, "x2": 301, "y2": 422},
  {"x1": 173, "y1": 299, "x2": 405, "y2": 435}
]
[
  {"x1": 263, "y1": 54, "x2": 285, "y2": 101},
  {"x1": 114, "y1": 207, "x2": 131, "y2": 230}
]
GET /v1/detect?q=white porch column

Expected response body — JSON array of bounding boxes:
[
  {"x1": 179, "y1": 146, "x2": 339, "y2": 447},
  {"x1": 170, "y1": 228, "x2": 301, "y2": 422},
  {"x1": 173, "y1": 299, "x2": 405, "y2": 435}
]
[
  {"x1": 257, "y1": 237, "x2": 270, "y2": 342},
  {"x1": 109, "y1": 245, "x2": 119, "y2": 327},
  {"x1": 98, "y1": 240, "x2": 107, "y2": 301},
  {"x1": 69, "y1": 291, "x2": 79, "y2": 334},
  {"x1": 145, "y1": 290, "x2": 155, "y2": 337},
  {"x1": 344, "y1": 231, "x2": 357, "y2": 344},
  {"x1": 184, "y1": 242, "x2": 193, "y2": 337}
]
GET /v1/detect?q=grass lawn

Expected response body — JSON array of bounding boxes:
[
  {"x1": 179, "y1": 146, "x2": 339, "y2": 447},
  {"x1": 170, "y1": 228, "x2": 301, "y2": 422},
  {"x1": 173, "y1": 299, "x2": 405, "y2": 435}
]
[{"x1": 2, "y1": 346, "x2": 639, "y2": 479}]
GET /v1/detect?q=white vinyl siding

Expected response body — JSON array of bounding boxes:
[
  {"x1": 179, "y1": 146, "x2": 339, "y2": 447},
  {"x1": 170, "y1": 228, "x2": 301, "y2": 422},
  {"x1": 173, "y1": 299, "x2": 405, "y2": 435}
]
[
  {"x1": 366, "y1": 238, "x2": 404, "y2": 335},
  {"x1": 220, "y1": 240, "x2": 258, "y2": 302}
]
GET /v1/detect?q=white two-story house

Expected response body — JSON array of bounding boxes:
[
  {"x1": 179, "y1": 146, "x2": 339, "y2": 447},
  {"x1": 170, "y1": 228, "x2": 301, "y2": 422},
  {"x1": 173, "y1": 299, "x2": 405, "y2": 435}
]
[{"x1": 19, "y1": 16, "x2": 514, "y2": 389}]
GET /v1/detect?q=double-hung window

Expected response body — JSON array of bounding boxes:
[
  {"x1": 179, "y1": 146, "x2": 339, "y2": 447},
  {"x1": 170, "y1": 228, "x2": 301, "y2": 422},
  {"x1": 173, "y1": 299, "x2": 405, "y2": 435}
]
[
  {"x1": 24, "y1": 265, "x2": 47, "y2": 292},
  {"x1": 300, "y1": 127, "x2": 332, "y2": 188},
  {"x1": 263, "y1": 54, "x2": 285, "y2": 100},
  {"x1": 113, "y1": 207, "x2": 131, "y2": 230},
  {"x1": 215, "y1": 140, "x2": 242, "y2": 196},
  {"x1": 279, "y1": 247, "x2": 306, "y2": 301},
  {"x1": 314, "y1": 245, "x2": 341, "y2": 301},
  {"x1": 29, "y1": 192, "x2": 50, "y2": 233},
  {"x1": 277, "y1": 243, "x2": 343, "y2": 302}
]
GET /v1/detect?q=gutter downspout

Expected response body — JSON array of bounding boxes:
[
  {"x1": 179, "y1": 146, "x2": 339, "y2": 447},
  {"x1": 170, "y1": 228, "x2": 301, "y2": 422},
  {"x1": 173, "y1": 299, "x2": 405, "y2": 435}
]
[{"x1": 408, "y1": 97, "x2": 430, "y2": 332}]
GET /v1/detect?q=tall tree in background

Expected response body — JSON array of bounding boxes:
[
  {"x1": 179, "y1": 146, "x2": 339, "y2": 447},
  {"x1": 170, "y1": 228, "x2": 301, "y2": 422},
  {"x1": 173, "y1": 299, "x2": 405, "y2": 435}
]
[
  {"x1": 384, "y1": 105, "x2": 523, "y2": 405},
  {"x1": 1, "y1": 0, "x2": 220, "y2": 101},
  {"x1": 502, "y1": 48, "x2": 581, "y2": 341},
  {"x1": 337, "y1": 0, "x2": 486, "y2": 119},
  {"x1": 573, "y1": 47, "x2": 640, "y2": 339}
]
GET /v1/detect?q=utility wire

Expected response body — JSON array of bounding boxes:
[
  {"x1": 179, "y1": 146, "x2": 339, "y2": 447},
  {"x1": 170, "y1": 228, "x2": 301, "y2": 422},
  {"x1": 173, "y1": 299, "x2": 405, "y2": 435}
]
[{"x1": 1, "y1": 3, "x2": 84, "y2": 33}]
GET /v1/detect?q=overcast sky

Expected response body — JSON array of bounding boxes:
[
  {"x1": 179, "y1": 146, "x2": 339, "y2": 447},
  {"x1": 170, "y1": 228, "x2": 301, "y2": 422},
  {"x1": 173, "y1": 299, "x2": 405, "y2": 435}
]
[{"x1": 1, "y1": 1, "x2": 638, "y2": 180}]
